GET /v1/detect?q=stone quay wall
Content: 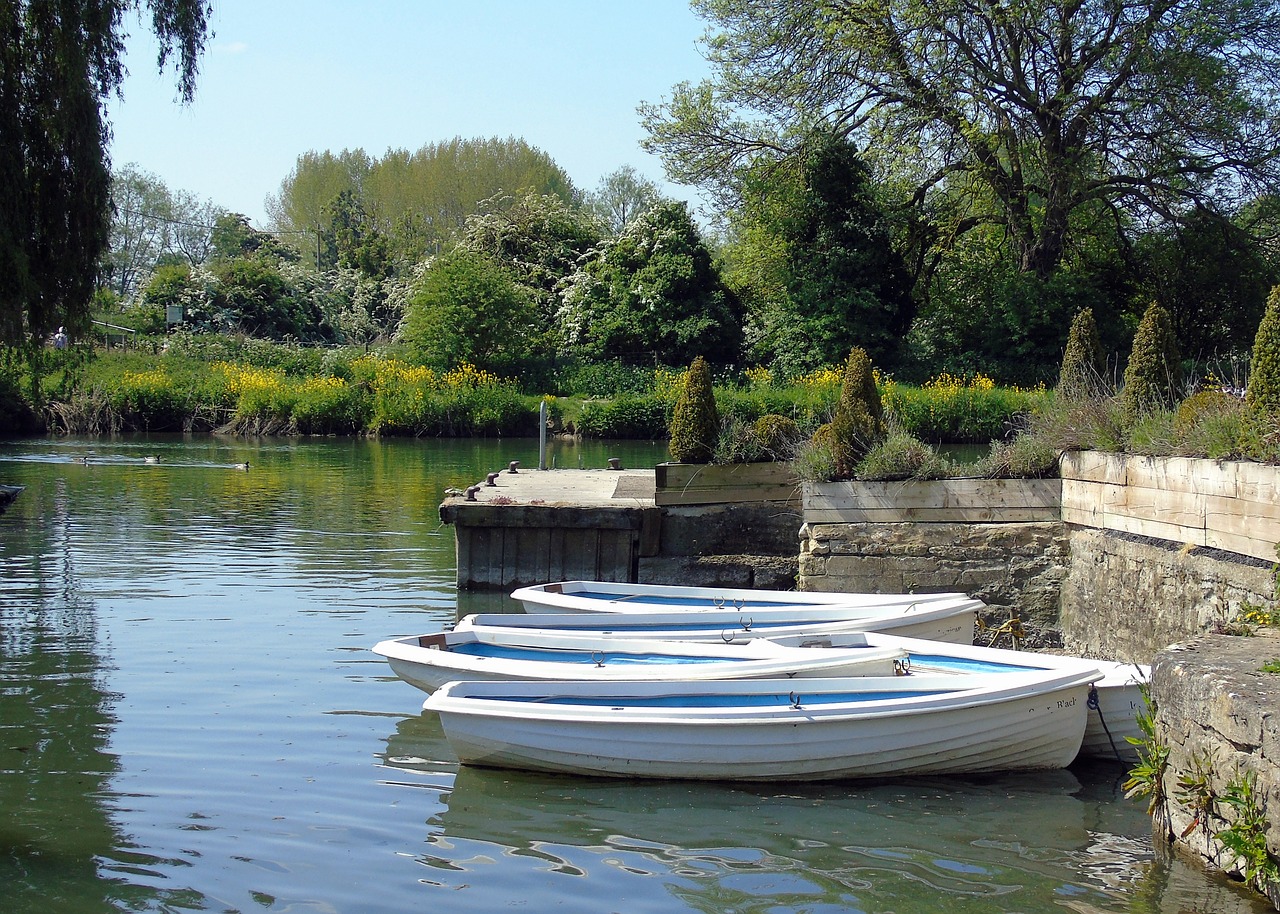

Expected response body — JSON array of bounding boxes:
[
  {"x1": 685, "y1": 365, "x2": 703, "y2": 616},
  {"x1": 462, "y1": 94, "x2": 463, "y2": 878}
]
[
  {"x1": 1151, "y1": 633, "x2": 1280, "y2": 908},
  {"x1": 798, "y1": 455, "x2": 1280, "y2": 907}
]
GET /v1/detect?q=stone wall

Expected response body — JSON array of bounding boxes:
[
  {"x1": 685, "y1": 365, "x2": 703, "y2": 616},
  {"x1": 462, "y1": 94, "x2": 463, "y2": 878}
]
[
  {"x1": 1060, "y1": 529, "x2": 1277, "y2": 663},
  {"x1": 799, "y1": 521, "x2": 1069, "y2": 646},
  {"x1": 639, "y1": 503, "x2": 802, "y2": 590},
  {"x1": 1150, "y1": 633, "x2": 1280, "y2": 908}
]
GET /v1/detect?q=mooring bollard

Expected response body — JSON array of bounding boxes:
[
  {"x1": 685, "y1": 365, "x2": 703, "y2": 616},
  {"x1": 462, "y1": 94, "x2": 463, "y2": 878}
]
[
  {"x1": 464, "y1": 485, "x2": 481, "y2": 501},
  {"x1": 508, "y1": 460, "x2": 520, "y2": 474},
  {"x1": 607, "y1": 457, "x2": 623, "y2": 470},
  {"x1": 485, "y1": 472, "x2": 500, "y2": 486}
]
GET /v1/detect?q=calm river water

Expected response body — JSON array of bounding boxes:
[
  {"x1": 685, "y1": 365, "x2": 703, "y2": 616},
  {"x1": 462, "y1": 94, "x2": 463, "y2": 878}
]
[{"x1": 0, "y1": 435, "x2": 1270, "y2": 914}]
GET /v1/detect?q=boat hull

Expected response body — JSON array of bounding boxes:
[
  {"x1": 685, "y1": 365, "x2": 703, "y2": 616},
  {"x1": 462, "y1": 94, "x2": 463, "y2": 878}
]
[
  {"x1": 424, "y1": 672, "x2": 1095, "y2": 782},
  {"x1": 512, "y1": 580, "x2": 974, "y2": 615},
  {"x1": 769, "y1": 631, "x2": 1149, "y2": 762},
  {"x1": 455, "y1": 596, "x2": 982, "y2": 646}
]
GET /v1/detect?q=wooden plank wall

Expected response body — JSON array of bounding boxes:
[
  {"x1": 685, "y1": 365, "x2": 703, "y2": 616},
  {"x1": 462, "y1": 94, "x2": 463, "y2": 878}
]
[
  {"x1": 655, "y1": 462, "x2": 802, "y2": 507},
  {"x1": 1060, "y1": 452, "x2": 1280, "y2": 563},
  {"x1": 803, "y1": 478, "x2": 1061, "y2": 524}
]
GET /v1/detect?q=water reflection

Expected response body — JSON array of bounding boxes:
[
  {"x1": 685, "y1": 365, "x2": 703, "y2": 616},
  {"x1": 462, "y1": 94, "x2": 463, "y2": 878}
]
[
  {"x1": 381, "y1": 760, "x2": 1261, "y2": 914},
  {"x1": 0, "y1": 479, "x2": 194, "y2": 913}
]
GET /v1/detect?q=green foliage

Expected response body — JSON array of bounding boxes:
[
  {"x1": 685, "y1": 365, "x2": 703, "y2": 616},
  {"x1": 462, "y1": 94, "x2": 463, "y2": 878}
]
[
  {"x1": 1137, "y1": 208, "x2": 1277, "y2": 359},
  {"x1": 669, "y1": 356, "x2": 720, "y2": 463},
  {"x1": 459, "y1": 191, "x2": 603, "y2": 330},
  {"x1": 1059, "y1": 308, "x2": 1107, "y2": 399},
  {"x1": 792, "y1": 423, "x2": 838, "y2": 482},
  {"x1": 1217, "y1": 769, "x2": 1279, "y2": 891},
  {"x1": 561, "y1": 201, "x2": 743, "y2": 367},
  {"x1": 830, "y1": 348, "x2": 886, "y2": 478},
  {"x1": 1123, "y1": 686, "x2": 1170, "y2": 815},
  {"x1": 977, "y1": 433, "x2": 1061, "y2": 479},
  {"x1": 322, "y1": 189, "x2": 390, "y2": 278},
  {"x1": 714, "y1": 415, "x2": 768, "y2": 463},
  {"x1": 1247, "y1": 285, "x2": 1280, "y2": 416},
  {"x1": 734, "y1": 132, "x2": 915, "y2": 374},
  {"x1": 575, "y1": 395, "x2": 669, "y2": 438},
  {"x1": 913, "y1": 236, "x2": 1131, "y2": 388},
  {"x1": 1120, "y1": 302, "x2": 1181, "y2": 417},
  {"x1": 400, "y1": 249, "x2": 539, "y2": 374},
  {"x1": 1260, "y1": 659, "x2": 1280, "y2": 674},
  {"x1": 588, "y1": 165, "x2": 663, "y2": 235},
  {"x1": 644, "y1": 0, "x2": 1280, "y2": 290},
  {"x1": 1, "y1": 1, "x2": 209, "y2": 346},
  {"x1": 212, "y1": 257, "x2": 331, "y2": 342},
  {"x1": 854, "y1": 428, "x2": 953, "y2": 480},
  {"x1": 1174, "y1": 750, "x2": 1219, "y2": 840},
  {"x1": 269, "y1": 137, "x2": 579, "y2": 265},
  {"x1": 882, "y1": 376, "x2": 1048, "y2": 443},
  {"x1": 753, "y1": 414, "x2": 802, "y2": 461},
  {"x1": 555, "y1": 359, "x2": 664, "y2": 398}
]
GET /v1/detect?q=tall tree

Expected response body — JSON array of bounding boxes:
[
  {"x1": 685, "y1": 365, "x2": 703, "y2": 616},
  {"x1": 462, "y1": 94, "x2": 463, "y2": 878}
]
[
  {"x1": 103, "y1": 164, "x2": 174, "y2": 301},
  {"x1": 458, "y1": 191, "x2": 603, "y2": 325},
  {"x1": 1136, "y1": 207, "x2": 1278, "y2": 359},
  {"x1": 771, "y1": 132, "x2": 915, "y2": 373},
  {"x1": 642, "y1": 0, "x2": 1280, "y2": 281},
  {"x1": 560, "y1": 201, "x2": 743, "y2": 367},
  {"x1": 270, "y1": 137, "x2": 579, "y2": 265},
  {"x1": 400, "y1": 249, "x2": 538, "y2": 373},
  {"x1": 588, "y1": 165, "x2": 663, "y2": 235},
  {"x1": 0, "y1": 0, "x2": 211, "y2": 345}
]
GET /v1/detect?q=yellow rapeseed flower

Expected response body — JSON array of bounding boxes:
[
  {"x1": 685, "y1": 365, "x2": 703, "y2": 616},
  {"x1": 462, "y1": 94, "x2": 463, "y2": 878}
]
[{"x1": 122, "y1": 369, "x2": 170, "y2": 389}]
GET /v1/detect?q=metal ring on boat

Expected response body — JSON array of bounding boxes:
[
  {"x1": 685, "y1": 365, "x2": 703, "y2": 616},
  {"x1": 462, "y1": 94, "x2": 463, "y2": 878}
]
[
  {"x1": 894, "y1": 657, "x2": 912, "y2": 676},
  {"x1": 721, "y1": 629, "x2": 735, "y2": 643},
  {"x1": 789, "y1": 691, "x2": 802, "y2": 709},
  {"x1": 592, "y1": 650, "x2": 605, "y2": 668},
  {"x1": 740, "y1": 616, "x2": 753, "y2": 631},
  {"x1": 714, "y1": 596, "x2": 726, "y2": 607}
]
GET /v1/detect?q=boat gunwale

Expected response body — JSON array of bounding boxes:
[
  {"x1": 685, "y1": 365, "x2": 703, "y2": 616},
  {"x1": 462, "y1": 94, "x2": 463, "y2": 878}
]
[{"x1": 423, "y1": 669, "x2": 1102, "y2": 725}]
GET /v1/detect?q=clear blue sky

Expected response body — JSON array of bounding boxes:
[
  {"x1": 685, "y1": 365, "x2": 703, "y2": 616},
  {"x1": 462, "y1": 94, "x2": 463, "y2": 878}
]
[{"x1": 107, "y1": 1, "x2": 712, "y2": 228}]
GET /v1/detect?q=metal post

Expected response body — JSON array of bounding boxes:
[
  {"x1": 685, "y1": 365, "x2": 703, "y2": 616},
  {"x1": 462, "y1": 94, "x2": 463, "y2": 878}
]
[{"x1": 538, "y1": 400, "x2": 548, "y2": 470}]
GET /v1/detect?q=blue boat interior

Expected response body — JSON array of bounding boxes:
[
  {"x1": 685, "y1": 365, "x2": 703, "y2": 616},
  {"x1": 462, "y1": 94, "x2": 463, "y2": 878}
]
[
  {"x1": 573, "y1": 590, "x2": 816, "y2": 609},
  {"x1": 450, "y1": 643, "x2": 752, "y2": 665},
  {"x1": 487, "y1": 689, "x2": 953, "y2": 708}
]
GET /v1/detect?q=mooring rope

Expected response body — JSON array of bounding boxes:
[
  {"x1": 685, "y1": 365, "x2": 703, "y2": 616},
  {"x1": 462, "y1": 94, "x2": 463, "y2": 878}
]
[{"x1": 1088, "y1": 684, "x2": 1124, "y2": 763}]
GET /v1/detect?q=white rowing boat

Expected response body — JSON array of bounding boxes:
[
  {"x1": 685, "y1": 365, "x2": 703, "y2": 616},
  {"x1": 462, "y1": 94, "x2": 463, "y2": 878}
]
[
  {"x1": 373, "y1": 628, "x2": 908, "y2": 693},
  {"x1": 454, "y1": 595, "x2": 982, "y2": 645},
  {"x1": 767, "y1": 631, "x2": 1149, "y2": 762},
  {"x1": 423, "y1": 668, "x2": 1099, "y2": 782},
  {"x1": 511, "y1": 580, "x2": 973, "y2": 615}
]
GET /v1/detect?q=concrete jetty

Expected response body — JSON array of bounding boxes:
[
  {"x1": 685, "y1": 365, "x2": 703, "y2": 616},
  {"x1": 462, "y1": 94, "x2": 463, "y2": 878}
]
[
  {"x1": 439, "y1": 468, "x2": 660, "y2": 590},
  {"x1": 439, "y1": 466, "x2": 801, "y2": 591}
]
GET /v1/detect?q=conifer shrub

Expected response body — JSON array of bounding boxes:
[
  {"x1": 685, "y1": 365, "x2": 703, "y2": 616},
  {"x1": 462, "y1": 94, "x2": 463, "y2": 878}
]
[
  {"x1": 1246, "y1": 285, "x2": 1280, "y2": 416},
  {"x1": 1119, "y1": 301, "x2": 1181, "y2": 417},
  {"x1": 668, "y1": 356, "x2": 719, "y2": 463},
  {"x1": 1058, "y1": 307, "x2": 1106, "y2": 399},
  {"x1": 753, "y1": 414, "x2": 802, "y2": 460},
  {"x1": 830, "y1": 347, "x2": 886, "y2": 478}
]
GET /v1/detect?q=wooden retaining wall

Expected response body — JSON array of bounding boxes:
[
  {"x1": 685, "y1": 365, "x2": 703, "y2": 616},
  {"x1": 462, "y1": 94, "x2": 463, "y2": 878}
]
[
  {"x1": 803, "y1": 477, "x2": 1060, "y2": 523},
  {"x1": 655, "y1": 462, "x2": 800, "y2": 507},
  {"x1": 1061, "y1": 451, "x2": 1280, "y2": 563}
]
